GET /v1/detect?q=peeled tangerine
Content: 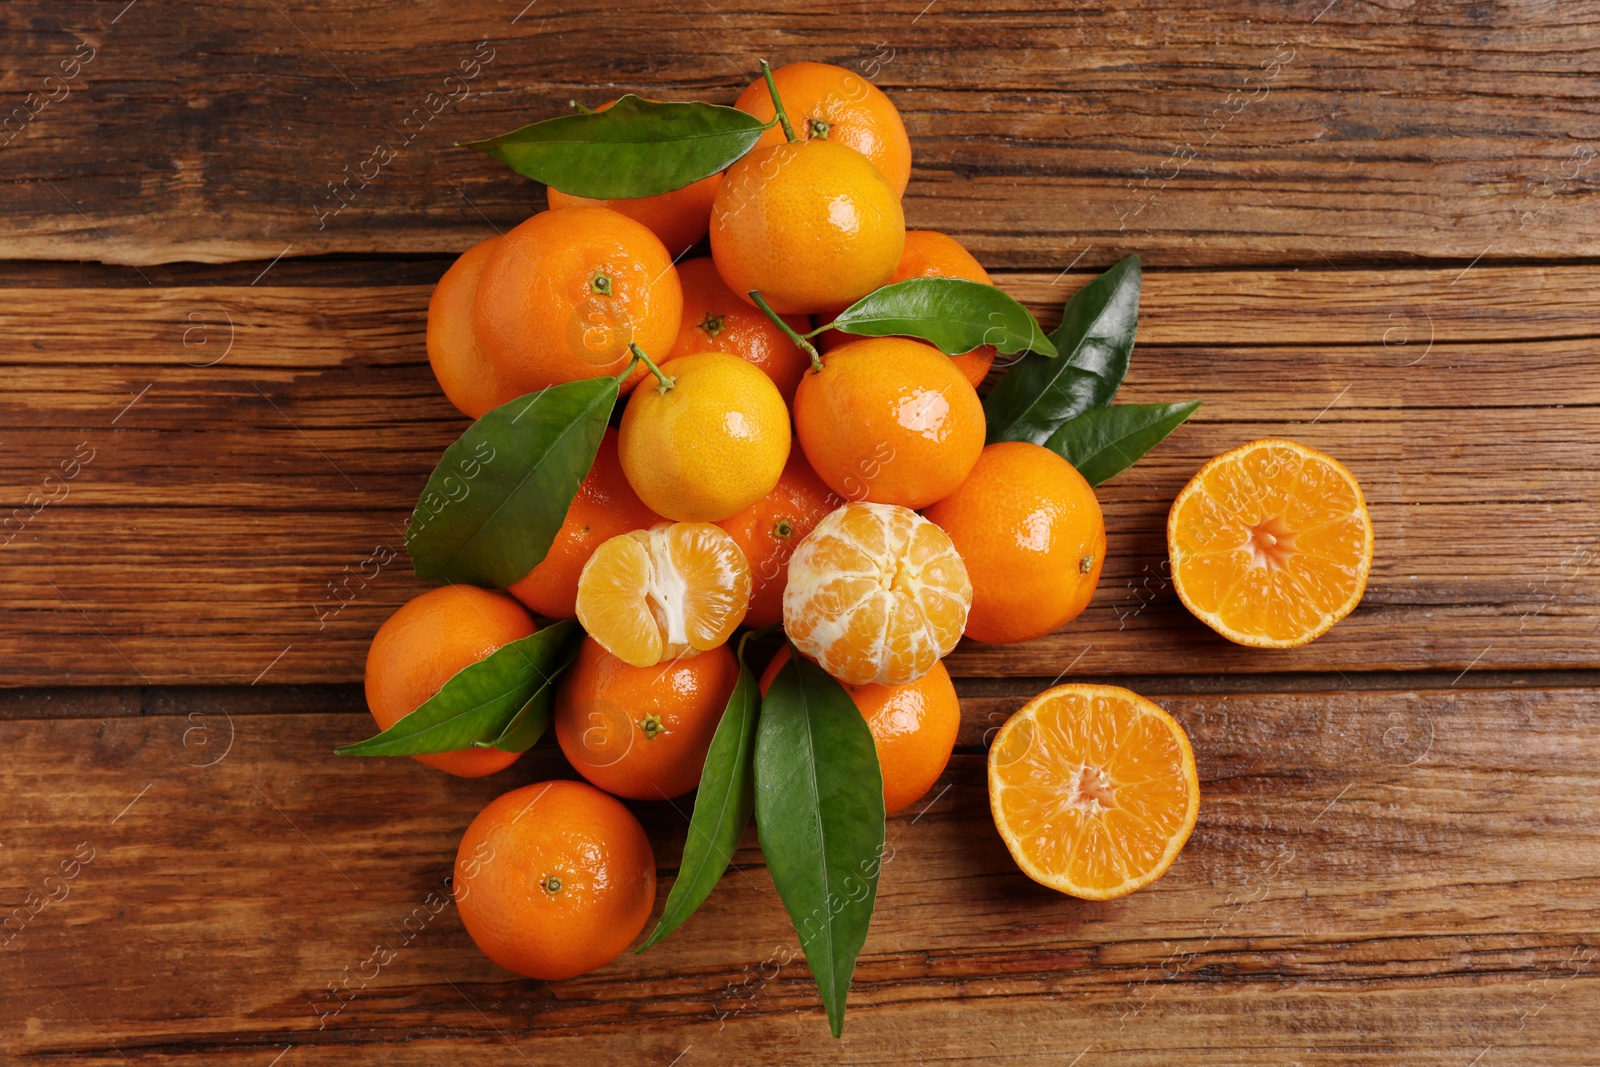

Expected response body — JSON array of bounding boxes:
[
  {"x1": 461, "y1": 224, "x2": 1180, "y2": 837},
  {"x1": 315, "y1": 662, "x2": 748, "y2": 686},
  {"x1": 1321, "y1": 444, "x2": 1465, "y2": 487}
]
[
  {"x1": 783, "y1": 502, "x2": 971, "y2": 686},
  {"x1": 575, "y1": 522, "x2": 751, "y2": 668}
]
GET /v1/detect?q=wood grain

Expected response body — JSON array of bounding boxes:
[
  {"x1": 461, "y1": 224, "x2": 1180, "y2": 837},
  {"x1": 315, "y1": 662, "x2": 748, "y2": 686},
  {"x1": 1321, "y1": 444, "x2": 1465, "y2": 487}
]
[
  {"x1": 2, "y1": 684, "x2": 1595, "y2": 1064},
  {"x1": 2, "y1": 1, "x2": 1599, "y2": 267},
  {"x1": 3, "y1": 267, "x2": 1596, "y2": 685}
]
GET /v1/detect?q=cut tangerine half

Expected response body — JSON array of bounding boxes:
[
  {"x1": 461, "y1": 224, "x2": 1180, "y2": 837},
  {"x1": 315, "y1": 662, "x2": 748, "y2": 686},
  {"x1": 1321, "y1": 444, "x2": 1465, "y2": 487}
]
[
  {"x1": 989, "y1": 684, "x2": 1199, "y2": 900},
  {"x1": 575, "y1": 523, "x2": 750, "y2": 668},
  {"x1": 782, "y1": 501, "x2": 971, "y2": 686},
  {"x1": 1168, "y1": 438, "x2": 1374, "y2": 649}
]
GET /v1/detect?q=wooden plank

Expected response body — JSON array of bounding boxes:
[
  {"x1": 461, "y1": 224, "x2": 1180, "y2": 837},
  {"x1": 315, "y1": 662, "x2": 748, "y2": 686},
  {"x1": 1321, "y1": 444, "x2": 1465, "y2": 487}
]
[
  {"x1": 3, "y1": 1, "x2": 1599, "y2": 266},
  {"x1": 2, "y1": 685, "x2": 1596, "y2": 1063},
  {"x1": 3, "y1": 267, "x2": 1596, "y2": 685}
]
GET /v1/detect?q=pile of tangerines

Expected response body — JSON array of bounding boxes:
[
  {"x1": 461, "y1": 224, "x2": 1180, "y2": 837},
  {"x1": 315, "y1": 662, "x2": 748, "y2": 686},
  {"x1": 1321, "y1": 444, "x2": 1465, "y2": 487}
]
[{"x1": 343, "y1": 61, "x2": 1376, "y2": 1035}]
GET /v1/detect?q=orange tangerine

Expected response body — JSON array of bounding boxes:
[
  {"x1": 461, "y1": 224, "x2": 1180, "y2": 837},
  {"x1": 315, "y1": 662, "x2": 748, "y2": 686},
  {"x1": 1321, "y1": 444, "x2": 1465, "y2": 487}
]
[
  {"x1": 761, "y1": 647, "x2": 959, "y2": 815},
  {"x1": 1167, "y1": 438, "x2": 1374, "y2": 648},
  {"x1": 793, "y1": 337, "x2": 985, "y2": 510},
  {"x1": 472, "y1": 206, "x2": 682, "y2": 399},
  {"x1": 670, "y1": 257, "x2": 813, "y2": 405},
  {"x1": 989, "y1": 684, "x2": 1199, "y2": 900},
  {"x1": 733, "y1": 61, "x2": 913, "y2": 197},
  {"x1": 364, "y1": 586, "x2": 536, "y2": 778},
  {"x1": 710, "y1": 139, "x2": 904, "y2": 316},
  {"x1": 427, "y1": 236, "x2": 517, "y2": 419}
]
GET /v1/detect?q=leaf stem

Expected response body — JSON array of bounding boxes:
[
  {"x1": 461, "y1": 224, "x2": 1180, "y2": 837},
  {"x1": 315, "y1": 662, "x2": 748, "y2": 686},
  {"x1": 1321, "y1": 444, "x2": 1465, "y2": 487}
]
[
  {"x1": 748, "y1": 291, "x2": 824, "y2": 372},
  {"x1": 759, "y1": 60, "x2": 798, "y2": 143},
  {"x1": 629, "y1": 343, "x2": 676, "y2": 394},
  {"x1": 569, "y1": 100, "x2": 596, "y2": 114}
]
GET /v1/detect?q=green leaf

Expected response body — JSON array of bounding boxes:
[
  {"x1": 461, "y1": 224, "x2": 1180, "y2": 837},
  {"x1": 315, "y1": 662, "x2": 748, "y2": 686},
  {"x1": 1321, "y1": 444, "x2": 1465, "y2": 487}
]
[
  {"x1": 462, "y1": 95, "x2": 766, "y2": 199},
  {"x1": 828, "y1": 278, "x2": 1057, "y2": 358},
  {"x1": 637, "y1": 636, "x2": 761, "y2": 952},
  {"x1": 1044, "y1": 401, "x2": 1201, "y2": 487},
  {"x1": 477, "y1": 622, "x2": 587, "y2": 752},
  {"x1": 406, "y1": 379, "x2": 614, "y2": 588},
  {"x1": 753, "y1": 651, "x2": 885, "y2": 1038},
  {"x1": 983, "y1": 254, "x2": 1142, "y2": 444},
  {"x1": 337, "y1": 620, "x2": 582, "y2": 757}
]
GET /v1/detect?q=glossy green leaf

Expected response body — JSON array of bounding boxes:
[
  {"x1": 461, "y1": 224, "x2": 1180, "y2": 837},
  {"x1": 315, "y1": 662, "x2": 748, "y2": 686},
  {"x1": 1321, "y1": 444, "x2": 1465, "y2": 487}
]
[
  {"x1": 462, "y1": 95, "x2": 766, "y2": 199},
  {"x1": 477, "y1": 622, "x2": 587, "y2": 752},
  {"x1": 337, "y1": 621, "x2": 582, "y2": 757},
  {"x1": 984, "y1": 254, "x2": 1142, "y2": 444},
  {"x1": 828, "y1": 278, "x2": 1057, "y2": 357},
  {"x1": 1044, "y1": 400, "x2": 1201, "y2": 487},
  {"x1": 754, "y1": 652, "x2": 885, "y2": 1038},
  {"x1": 638, "y1": 637, "x2": 761, "y2": 952},
  {"x1": 406, "y1": 379, "x2": 614, "y2": 588}
]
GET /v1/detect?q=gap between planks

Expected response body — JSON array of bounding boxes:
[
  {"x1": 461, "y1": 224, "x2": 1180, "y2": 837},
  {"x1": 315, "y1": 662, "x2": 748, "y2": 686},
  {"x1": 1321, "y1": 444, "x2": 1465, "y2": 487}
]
[{"x1": 3, "y1": 669, "x2": 1598, "y2": 722}]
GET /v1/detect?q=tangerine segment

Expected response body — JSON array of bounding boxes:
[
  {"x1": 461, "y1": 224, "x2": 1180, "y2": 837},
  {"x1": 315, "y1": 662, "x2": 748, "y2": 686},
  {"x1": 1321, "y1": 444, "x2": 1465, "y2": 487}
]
[
  {"x1": 989, "y1": 685, "x2": 1199, "y2": 900},
  {"x1": 1167, "y1": 438, "x2": 1374, "y2": 649},
  {"x1": 576, "y1": 523, "x2": 751, "y2": 668},
  {"x1": 783, "y1": 502, "x2": 971, "y2": 686}
]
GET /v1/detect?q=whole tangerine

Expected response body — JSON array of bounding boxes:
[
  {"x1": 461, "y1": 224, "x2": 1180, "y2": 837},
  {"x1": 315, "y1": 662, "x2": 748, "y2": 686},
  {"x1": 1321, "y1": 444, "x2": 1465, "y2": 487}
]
[
  {"x1": 792, "y1": 336, "x2": 985, "y2": 510},
  {"x1": 733, "y1": 61, "x2": 912, "y2": 196},
  {"x1": 710, "y1": 139, "x2": 904, "y2": 316},
  {"x1": 472, "y1": 206, "x2": 682, "y2": 400},
  {"x1": 555, "y1": 636, "x2": 739, "y2": 800},
  {"x1": 618, "y1": 351, "x2": 791, "y2": 523},
  {"x1": 454, "y1": 779, "x2": 656, "y2": 980},
  {"x1": 364, "y1": 585, "x2": 537, "y2": 777},
  {"x1": 923, "y1": 442, "x2": 1105, "y2": 644}
]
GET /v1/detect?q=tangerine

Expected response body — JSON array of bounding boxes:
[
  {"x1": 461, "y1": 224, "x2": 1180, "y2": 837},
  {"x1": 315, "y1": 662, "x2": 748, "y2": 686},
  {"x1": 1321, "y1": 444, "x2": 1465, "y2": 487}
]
[
  {"x1": 454, "y1": 779, "x2": 655, "y2": 980},
  {"x1": 989, "y1": 684, "x2": 1199, "y2": 900},
  {"x1": 923, "y1": 442, "x2": 1105, "y2": 644},
  {"x1": 670, "y1": 257, "x2": 813, "y2": 405},
  {"x1": 472, "y1": 206, "x2": 682, "y2": 400},
  {"x1": 618, "y1": 351, "x2": 791, "y2": 522},
  {"x1": 733, "y1": 61, "x2": 912, "y2": 196},
  {"x1": 555, "y1": 636, "x2": 739, "y2": 800},
  {"x1": 715, "y1": 448, "x2": 839, "y2": 628},
  {"x1": 576, "y1": 522, "x2": 751, "y2": 668},
  {"x1": 710, "y1": 139, "x2": 904, "y2": 316},
  {"x1": 761, "y1": 647, "x2": 959, "y2": 815},
  {"x1": 364, "y1": 585, "x2": 537, "y2": 778},
  {"x1": 792, "y1": 337, "x2": 984, "y2": 510},
  {"x1": 783, "y1": 501, "x2": 971, "y2": 685},
  {"x1": 888, "y1": 230, "x2": 998, "y2": 388},
  {"x1": 1167, "y1": 438, "x2": 1374, "y2": 648},
  {"x1": 427, "y1": 235, "x2": 518, "y2": 419}
]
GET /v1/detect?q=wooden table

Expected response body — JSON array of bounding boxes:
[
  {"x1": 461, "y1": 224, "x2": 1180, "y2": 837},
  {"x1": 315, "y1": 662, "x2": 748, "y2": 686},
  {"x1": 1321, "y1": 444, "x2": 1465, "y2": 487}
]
[{"x1": 4, "y1": 2, "x2": 1598, "y2": 1063}]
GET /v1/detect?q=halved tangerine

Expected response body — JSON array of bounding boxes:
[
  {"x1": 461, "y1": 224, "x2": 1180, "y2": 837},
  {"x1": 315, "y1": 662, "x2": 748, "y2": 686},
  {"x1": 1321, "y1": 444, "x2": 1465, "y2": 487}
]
[
  {"x1": 575, "y1": 522, "x2": 750, "y2": 668},
  {"x1": 988, "y1": 684, "x2": 1199, "y2": 900},
  {"x1": 1167, "y1": 438, "x2": 1374, "y2": 649}
]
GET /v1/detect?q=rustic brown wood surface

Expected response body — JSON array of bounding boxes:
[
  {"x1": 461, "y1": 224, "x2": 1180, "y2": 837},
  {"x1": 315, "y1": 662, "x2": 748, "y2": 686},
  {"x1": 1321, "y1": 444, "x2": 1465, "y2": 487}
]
[{"x1": 3, "y1": 0, "x2": 1598, "y2": 1063}]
